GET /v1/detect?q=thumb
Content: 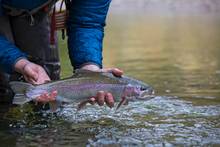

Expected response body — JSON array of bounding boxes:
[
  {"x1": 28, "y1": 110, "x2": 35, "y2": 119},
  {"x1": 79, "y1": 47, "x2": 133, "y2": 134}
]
[
  {"x1": 101, "y1": 68, "x2": 123, "y2": 77},
  {"x1": 24, "y1": 65, "x2": 39, "y2": 81},
  {"x1": 29, "y1": 70, "x2": 38, "y2": 81}
]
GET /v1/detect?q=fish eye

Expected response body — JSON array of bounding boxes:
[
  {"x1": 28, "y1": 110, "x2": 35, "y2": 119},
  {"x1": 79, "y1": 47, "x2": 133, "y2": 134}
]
[{"x1": 140, "y1": 87, "x2": 147, "y2": 91}]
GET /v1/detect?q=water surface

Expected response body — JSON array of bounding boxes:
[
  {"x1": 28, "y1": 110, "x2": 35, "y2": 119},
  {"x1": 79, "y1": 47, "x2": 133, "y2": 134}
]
[{"x1": 0, "y1": 1, "x2": 220, "y2": 146}]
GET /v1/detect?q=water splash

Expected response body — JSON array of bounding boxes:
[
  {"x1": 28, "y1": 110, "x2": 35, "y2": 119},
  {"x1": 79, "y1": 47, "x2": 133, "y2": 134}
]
[{"x1": 55, "y1": 96, "x2": 220, "y2": 146}]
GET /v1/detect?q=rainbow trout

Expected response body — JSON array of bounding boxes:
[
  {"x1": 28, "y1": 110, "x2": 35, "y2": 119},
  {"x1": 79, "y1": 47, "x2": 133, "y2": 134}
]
[{"x1": 10, "y1": 70, "x2": 154, "y2": 109}]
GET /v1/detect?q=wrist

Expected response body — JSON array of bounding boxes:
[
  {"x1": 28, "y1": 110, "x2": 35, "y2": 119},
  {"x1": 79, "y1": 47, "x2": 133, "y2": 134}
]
[
  {"x1": 80, "y1": 63, "x2": 101, "y2": 71},
  {"x1": 14, "y1": 58, "x2": 31, "y2": 74}
]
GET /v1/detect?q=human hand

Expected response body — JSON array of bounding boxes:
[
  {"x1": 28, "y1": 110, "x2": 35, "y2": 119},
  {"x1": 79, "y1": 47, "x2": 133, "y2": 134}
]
[
  {"x1": 14, "y1": 59, "x2": 51, "y2": 85},
  {"x1": 14, "y1": 59, "x2": 54, "y2": 103},
  {"x1": 80, "y1": 64, "x2": 123, "y2": 77},
  {"x1": 78, "y1": 64, "x2": 124, "y2": 109}
]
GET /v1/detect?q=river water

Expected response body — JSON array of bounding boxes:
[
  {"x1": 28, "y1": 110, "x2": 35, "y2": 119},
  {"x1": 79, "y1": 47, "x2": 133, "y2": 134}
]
[{"x1": 0, "y1": 1, "x2": 220, "y2": 146}]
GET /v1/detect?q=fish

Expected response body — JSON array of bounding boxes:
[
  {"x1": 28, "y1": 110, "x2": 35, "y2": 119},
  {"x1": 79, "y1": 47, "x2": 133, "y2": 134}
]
[{"x1": 9, "y1": 70, "x2": 154, "y2": 109}]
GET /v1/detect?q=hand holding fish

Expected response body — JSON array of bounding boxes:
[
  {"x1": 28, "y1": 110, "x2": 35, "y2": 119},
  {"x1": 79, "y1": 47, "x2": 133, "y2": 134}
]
[
  {"x1": 80, "y1": 64, "x2": 123, "y2": 77},
  {"x1": 35, "y1": 66, "x2": 124, "y2": 107},
  {"x1": 33, "y1": 64, "x2": 123, "y2": 107},
  {"x1": 14, "y1": 58, "x2": 51, "y2": 85},
  {"x1": 10, "y1": 67, "x2": 154, "y2": 110},
  {"x1": 79, "y1": 64, "x2": 123, "y2": 108},
  {"x1": 14, "y1": 61, "x2": 125, "y2": 108}
]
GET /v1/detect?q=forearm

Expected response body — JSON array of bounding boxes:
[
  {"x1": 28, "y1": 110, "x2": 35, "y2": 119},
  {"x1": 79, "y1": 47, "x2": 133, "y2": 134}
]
[
  {"x1": 67, "y1": 28, "x2": 104, "y2": 69},
  {"x1": 67, "y1": 0, "x2": 111, "y2": 69},
  {"x1": 80, "y1": 63, "x2": 100, "y2": 71}
]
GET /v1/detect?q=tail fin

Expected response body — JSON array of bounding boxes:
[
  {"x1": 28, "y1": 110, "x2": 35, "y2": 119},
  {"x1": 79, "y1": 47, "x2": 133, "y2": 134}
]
[{"x1": 9, "y1": 81, "x2": 34, "y2": 105}]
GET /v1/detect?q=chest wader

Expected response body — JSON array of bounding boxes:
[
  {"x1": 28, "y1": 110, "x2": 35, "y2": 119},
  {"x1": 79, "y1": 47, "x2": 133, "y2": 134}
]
[{"x1": 0, "y1": 0, "x2": 62, "y2": 102}]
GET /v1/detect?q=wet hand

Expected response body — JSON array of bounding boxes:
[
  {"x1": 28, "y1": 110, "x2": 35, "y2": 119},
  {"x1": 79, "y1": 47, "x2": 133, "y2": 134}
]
[
  {"x1": 15, "y1": 59, "x2": 56, "y2": 103},
  {"x1": 81, "y1": 64, "x2": 123, "y2": 77},
  {"x1": 80, "y1": 64, "x2": 124, "y2": 108},
  {"x1": 35, "y1": 90, "x2": 57, "y2": 103},
  {"x1": 88, "y1": 91, "x2": 114, "y2": 108},
  {"x1": 14, "y1": 58, "x2": 51, "y2": 85}
]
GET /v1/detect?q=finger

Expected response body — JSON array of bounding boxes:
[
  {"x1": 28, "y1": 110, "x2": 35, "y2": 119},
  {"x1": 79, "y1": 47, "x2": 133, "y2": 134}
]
[
  {"x1": 44, "y1": 80, "x2": 51, "y2": 83},
  {"x1": 24, "y1": 65, "x2": 39, "y2": 81},
  {"x1": 32, "y1": 72, "x2": 38, "y2": 81},
  {"x1": 111, "y1": 68, "x2": 123, "y2": 77},
  {"x1": 38, "y1": 69, "x2": 51, "y2": 83},
  {"x1": 100, "y1": 68, "x2": 112, "y2": 73},
  {"x1": 36, "y1": 75, "x2": 50, "y2": 85},
  {"x1": 43, "y1": 93, "x2": 50, "y2": 102},
  {"x1": 28, "y1": 77, "x2": 39, "y2": 85},
  {"x1": 51, "y1": 90, "x2": 58, "y2": 97},
  {"x1": 88, "y1": 97, "x2": 96, "y2": 105},
  {"x1": 37, "y1": 93, "x2": 47, "y2": 100},
  {"x1": 36, "y1": 93, "x2": 50, "y2": 103},
  {"x1": 29, "y1": 65, "x2": 50, "y2": 84},
  {"x1": 96, "y1": 91, "x2": 105, "y2": 106},
  {"x1": 105, "y1": 92, "x2": 114, "y2": 108},
  {"x1": 36, "y1": 96, "x2": 45, "y2": 103},
  {"x1": 23, "y1": 75, "x2": 36, "y2": 85},
  {"x1": 24, "y1": 76, "x2": 32, "y2": 84},
  {"x1": 101, "y1": 68, "x2": 123, "y2": 77},
  {"x1": 48, "y1": 90, "x2": 57, "y2": 101}
]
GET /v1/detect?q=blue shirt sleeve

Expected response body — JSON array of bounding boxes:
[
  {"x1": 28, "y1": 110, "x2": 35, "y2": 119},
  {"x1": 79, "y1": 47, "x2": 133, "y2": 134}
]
[
  {"x1": 67, "y1": 0, "x2": 111, "y2": 69},
  {"x1": 0, "y1": 35, "x2": 27, "y2": 73},
  {"x1": 2, "y1": 0, "x2": 49, "y2": 11}
]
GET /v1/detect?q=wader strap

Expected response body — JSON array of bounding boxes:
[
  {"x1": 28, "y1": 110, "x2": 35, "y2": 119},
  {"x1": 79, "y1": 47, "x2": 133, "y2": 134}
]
[
  {"x1": 50, "y1": 7, "x2": 56, "y2": 45},
  {"x1": 54, "y1": 0, "x2": 71, "y2": 40}
]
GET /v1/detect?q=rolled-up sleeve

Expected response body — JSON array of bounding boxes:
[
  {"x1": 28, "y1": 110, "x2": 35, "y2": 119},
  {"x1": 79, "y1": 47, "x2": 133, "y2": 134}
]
[
  {"x1": 67, "y1": 0, "x2": 111, "y2": 69},
  {"x1": 0, "y1": 35, "x2": 26, "y2": 73}
]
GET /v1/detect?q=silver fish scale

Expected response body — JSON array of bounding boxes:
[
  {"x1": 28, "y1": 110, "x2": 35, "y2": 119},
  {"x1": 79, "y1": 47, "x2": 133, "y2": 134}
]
[{"x1": 50, "y1": 83, "x2": 126, "y2": 102}]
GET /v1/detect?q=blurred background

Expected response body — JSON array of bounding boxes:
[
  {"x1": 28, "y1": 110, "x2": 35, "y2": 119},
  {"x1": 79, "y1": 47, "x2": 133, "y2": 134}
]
[
  {"x1": 60, "y1": 0, "x2": 220, "y2": 103},
  {"x1": 56, "y1": 2, "x2": 220, "y2": 145}
]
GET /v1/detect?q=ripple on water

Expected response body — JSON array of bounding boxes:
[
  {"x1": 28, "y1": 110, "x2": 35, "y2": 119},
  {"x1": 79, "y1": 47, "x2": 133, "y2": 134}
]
[{"x1": 56, "y1": 96, "x2": 220, "y2": 146}]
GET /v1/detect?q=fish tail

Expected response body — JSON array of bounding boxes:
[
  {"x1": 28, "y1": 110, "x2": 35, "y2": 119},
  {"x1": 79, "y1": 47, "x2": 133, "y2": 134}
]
[{"x1": 9, "y1": 81, "x2": 34, "y2": 105}]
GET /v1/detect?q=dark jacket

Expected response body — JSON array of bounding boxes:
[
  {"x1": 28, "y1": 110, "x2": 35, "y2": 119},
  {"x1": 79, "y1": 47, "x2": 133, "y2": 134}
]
[{"x1": 0, "y1": 0, "x2": 111, "y2": 73}]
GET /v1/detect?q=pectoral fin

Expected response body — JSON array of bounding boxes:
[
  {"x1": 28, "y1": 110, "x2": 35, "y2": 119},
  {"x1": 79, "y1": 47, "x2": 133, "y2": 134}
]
[{"x1": 116, "y1": 97, "x2": 128, "y2": 110}]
